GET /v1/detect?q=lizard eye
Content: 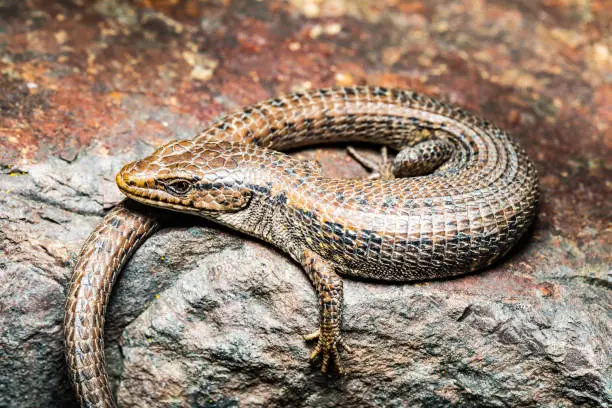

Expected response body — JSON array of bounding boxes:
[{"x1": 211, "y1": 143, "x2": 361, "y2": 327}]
[{"x1": 165, "y1": 179, "x2": 192, "y2": 195}]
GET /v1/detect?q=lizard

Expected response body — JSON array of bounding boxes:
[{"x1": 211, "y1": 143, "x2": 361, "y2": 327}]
[{"x1": 64, "y1": 86, "x2": 539, "y2": 407}]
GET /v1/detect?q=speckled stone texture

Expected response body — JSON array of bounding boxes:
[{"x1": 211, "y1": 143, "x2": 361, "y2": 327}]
[{"x1": 0, "y1": 1, "x2": 610, "y2": 407}]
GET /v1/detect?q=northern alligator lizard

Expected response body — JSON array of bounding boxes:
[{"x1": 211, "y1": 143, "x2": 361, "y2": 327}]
[{"x1": 64, "y1": 86, "x2": 539, "y2": 407}]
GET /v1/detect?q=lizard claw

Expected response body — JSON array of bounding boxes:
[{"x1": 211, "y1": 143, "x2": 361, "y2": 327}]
[
  {"x1": 347, "y1": 146, "x2": 395, "y2": 180},
  {"x1": 304, "y1": 329, "x2": 351, "y2": 374},
  {"x1": 303, "y1": 329, "x2": 320, "y2": 342}
]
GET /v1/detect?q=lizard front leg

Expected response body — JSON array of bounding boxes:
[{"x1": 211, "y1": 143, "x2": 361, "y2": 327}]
[{"x1": 301, "y1": 249, "x2": 351, "y2": 374}]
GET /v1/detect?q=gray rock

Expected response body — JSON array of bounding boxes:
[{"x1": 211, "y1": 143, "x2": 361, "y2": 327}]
[{"x1": 0, "y1": 148, "x2": 610, "y2": 408}]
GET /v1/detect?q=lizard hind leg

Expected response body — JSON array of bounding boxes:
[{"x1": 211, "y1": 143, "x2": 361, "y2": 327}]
[
  {"x1": 348, "y1": 136, "x2": 454, "y2": 180},
  {"x1": 301, "y1": 249, "x2": 352, "y2": 374},
  {"x1": 347, "y1": 146, "x2": 395, "y2": 180},
  {"x1": 392, "y1": 137, "x2": 455, "y2": 178}
]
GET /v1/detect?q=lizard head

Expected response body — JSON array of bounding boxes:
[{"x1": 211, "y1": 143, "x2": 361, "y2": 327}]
[{"x1": 116, "y1": 140, "x2": 255, "y2": 215}]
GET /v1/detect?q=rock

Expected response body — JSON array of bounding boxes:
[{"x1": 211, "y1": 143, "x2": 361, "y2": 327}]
[{"x1": 1, "y1": 146, "x2": 610, "y2": 407}]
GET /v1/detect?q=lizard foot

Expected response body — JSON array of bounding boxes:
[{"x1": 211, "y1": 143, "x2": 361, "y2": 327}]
[
  {"x1": 303, "y1": 329, "x2": 352, "y2": 374},
  {"x1": 301, "y1": 249, "x2": 349, "y2": 374},
  {"x1": 348, "y1": 138, "x2": 455, "y2": 179},
  {"x1": 347, "y1": 146, "x2": 395, "y2": 180}
]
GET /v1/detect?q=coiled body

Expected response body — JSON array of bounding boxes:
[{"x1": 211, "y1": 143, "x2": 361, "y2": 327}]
[{"x1": 65, "y1": 87, "x2": 539, "y2": 407}]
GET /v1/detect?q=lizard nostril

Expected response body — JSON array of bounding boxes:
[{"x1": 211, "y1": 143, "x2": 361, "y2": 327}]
[{"x1": 116, "y1": 167, "x2": 135, "y2": 190}]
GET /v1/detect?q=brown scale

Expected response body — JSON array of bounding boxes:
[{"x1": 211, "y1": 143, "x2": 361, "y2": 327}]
[{"x1": 65, "y1": 86, "x2": 539, "y2": 407}]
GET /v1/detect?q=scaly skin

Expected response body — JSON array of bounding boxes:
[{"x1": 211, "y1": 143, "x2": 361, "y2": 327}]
[
  {"x1": 64, "y1": 202, "x2": 160, "y2": 408},
  {"x1": 65, "y1": 87, "x2": 539, "y2": 407}
]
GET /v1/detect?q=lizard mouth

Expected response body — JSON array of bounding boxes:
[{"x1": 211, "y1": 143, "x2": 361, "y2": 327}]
[
  {"x1": 116, "y1": 166, "x2": 199, "y2": 213},
  {"x1": 116, "y1": 163, "x2": 149, "y2": 198}
]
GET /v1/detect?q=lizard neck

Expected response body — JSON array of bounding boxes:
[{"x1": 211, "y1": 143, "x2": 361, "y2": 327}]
[{"x1": 210, "y1": 165, "x2": 306, "y2": 260}]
